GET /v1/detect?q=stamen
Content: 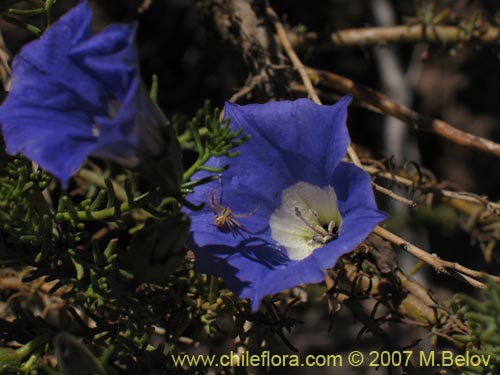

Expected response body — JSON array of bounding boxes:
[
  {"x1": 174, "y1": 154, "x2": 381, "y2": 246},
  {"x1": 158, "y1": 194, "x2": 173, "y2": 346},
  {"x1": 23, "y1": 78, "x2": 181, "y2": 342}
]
[
  {"x1": 293, "y1": 207, "x2": 328, "y2": 237},
  {"x1": 327, "y1": 221, "x2": 336, "y2": 234},
  {"x1": 294, "y1": 206, "x2": 338, "y2": 246},
  {"x1": 269, "y1": 181, "x2": 343, "y2": 260},
  {"x1": 91, "y1": 123, "x2": 100, "y2": 137}
]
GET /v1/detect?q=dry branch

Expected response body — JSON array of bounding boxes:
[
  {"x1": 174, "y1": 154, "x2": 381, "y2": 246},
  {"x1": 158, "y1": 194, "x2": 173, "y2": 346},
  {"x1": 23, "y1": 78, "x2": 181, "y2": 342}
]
[
  {"x1": 374, "y1": 226, "x2": 500, "y2": 288},
  {"x1": 266, "y1": 7, "x2": 319, "y2": 103},
  {"x1": 308, "y1": 67, "x2": 500, "y2": 159},
  {"x1": 266, "y1": 6, "x2": 361, "y2": 165},
  {"x1": 0, "y1": 32, "x2": 11, "y2": 90},
  {"x1": 289, "y1": 24, "x2": 500, "y2": 49}
]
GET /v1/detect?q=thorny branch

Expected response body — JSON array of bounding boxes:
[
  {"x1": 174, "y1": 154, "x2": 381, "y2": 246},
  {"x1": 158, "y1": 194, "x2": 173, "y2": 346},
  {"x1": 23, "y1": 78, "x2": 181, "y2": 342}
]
[
  {"x1": 362, "y1": 162, "x2": 500, "y2": 214},
  {"x1": 363, "y1": 159, "x2": 500, "y2": 263},
  {"x1": 373, "y1": 226, "x2": 498, "y2": 289}
]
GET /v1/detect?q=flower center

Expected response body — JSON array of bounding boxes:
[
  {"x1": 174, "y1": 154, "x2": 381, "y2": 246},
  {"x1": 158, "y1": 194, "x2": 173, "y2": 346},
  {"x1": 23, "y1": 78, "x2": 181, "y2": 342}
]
[{"x1": 269, "y1": 181, "x2": 342, "y2": 261}]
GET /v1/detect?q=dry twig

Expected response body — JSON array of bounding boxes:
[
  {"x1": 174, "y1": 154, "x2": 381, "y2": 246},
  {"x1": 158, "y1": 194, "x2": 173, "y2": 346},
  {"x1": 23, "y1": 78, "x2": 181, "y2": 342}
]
[
  {"x1": 362, "y1": 163, "x2": 500, "y2": 214},
  {"x1": 266, "y1": 6, "x2": 361, "y2": 165},
  {"x1": 266, "y1": 7, "x2": 319, "y2": 103},
  {"x1": 374, "y1": 226, "x2": 500, "y2": 288},
  {"x1": 372, "y1": 182, "x2": 417, "y2": 207},
  {"x1": 289, "y1": 24, "x2": 500, "y2": 49},
  {"x1": 308, "y1": 67, "x2": 500, "y2": 159},
  {"x1": 0, "y1": 32, "x2": 11, "y2": 90}
]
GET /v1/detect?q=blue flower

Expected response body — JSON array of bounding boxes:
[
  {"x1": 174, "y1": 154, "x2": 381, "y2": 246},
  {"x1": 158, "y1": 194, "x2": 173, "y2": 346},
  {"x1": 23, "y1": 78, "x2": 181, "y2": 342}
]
[
  {"x1": 0, "y1": 1, "x2": 166, "y2": 187},
  {"x1": 187, "y1": 97, "x2": 387, "y2": 310}
]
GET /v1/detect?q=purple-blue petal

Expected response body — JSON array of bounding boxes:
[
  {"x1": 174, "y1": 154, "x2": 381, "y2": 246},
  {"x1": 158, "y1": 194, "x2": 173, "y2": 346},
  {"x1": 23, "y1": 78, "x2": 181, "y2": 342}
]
[
  {"x1": 19, "y1": 1, "x2": 106, "y2": 110},
  {"x1": 333, "y1": 162, "x2": 383, "y2": 213},
  {"x1": 91, "y1": 80, "x2": 166, "y2": 164},
  {"x1": 224, "y1": 96, "x2": 352, "y2": 185},
  {"x1": 192, "y1": 239, "x2": 325, "y2": 311},
  {"x1": 0, "y1": 57, "x2": 97, "y2": 184},
  {"x1": 69, "y1": 22, "x2": 138, "y2": 100},
  {"x1": 0, "y1": 0, "x2": 153, "y2": 186},
  {"x1": 190, "y1": 200, "x2": 386, "y2": 311},
  {"x1": 188, "y1": 97, "x2": 386, "y2": 310},
  {"x1": 189, "y1": 96, "x2": 353, "y2": 233}
]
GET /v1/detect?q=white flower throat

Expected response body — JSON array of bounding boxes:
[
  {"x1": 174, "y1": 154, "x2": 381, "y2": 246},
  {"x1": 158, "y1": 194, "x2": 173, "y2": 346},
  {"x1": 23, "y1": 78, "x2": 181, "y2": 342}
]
[{"x1": 269, "y1": 181, "x2": 342, "y2": 261}]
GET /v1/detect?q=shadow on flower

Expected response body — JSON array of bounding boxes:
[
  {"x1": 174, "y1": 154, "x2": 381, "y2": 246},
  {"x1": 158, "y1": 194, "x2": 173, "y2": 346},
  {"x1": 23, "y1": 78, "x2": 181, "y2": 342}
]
[{"x1": 192, "y1": 237, "x2": 288, "y2": 296}]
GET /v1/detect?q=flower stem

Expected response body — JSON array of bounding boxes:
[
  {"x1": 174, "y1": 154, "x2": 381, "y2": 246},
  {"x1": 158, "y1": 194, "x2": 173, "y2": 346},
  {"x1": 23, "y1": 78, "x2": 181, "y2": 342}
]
[
  {"x1": 77, "y1": 169, "x2": 128, "y2": 202},
  {"x1": 45, "y1": 0, "x2": 54, "y2": 26},
  {"x1": 208, "y1": 275, "x2": 219, "y2": 305},
  {"x1": 55, "y1": 201, "x2": 131, "y2": 223},
  {"x1": 183, "y1": 153, "x2": 211, "y2": 183},
  {"x1": 17, "y1": 333, "x2": 51, "y2": 360},
  {"x1": 178, "y1": 127, "x2": 209, "y2": 145}
]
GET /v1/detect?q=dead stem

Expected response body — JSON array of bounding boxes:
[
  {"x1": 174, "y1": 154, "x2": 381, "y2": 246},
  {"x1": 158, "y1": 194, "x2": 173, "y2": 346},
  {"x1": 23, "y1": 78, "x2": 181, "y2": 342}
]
[
  {"x1": 266, "y1": 6, "x2": 361, "y2": 166},
  {"x1": 374, "y1": 226, "x2": 500, "y2": 288},
  {"x1": 289, "y1": 24, "x2": 500, "y2": 49},
  {"x1": 372, "y1": 182, "x2": 417, "y2": 207},
  {"x1": 307, "y1": 67, "x2": 500, "y2": 159}
]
